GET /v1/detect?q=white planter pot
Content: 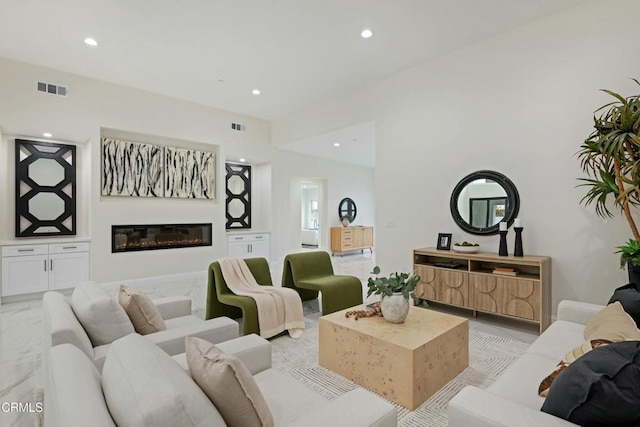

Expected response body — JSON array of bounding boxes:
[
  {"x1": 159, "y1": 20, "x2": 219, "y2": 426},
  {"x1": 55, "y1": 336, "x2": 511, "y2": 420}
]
[
  {"x1": 380, "y1": 292, "x2": 410, "y2": 323},
  {"x1": 341, "y1": 218, "x2": 350, "y2": 227}
]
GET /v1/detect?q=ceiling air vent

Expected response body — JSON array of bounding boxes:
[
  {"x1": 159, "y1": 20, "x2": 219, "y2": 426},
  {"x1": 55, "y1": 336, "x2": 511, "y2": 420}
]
[
  {"x1": 36, "y1": 81, "x2": 68, "y2": 97},
  {"x1": 231, "y1": 122, "x2": 246, "y2": 132}
]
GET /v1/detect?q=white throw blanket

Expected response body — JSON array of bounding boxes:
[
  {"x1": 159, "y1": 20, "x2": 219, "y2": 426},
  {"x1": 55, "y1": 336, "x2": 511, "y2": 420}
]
[{"x1": 219, "y1": 257, "x2": 305, "y2": 339}]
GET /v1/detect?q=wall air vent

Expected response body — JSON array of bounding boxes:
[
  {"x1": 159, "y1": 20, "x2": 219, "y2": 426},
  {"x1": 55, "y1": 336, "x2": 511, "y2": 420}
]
[
  {"x1": 231, "y1": 122, "x2": 246, "y2": 132},
  {"x1": 36, "y1": 81, "x2": 68, "y2": 97}
]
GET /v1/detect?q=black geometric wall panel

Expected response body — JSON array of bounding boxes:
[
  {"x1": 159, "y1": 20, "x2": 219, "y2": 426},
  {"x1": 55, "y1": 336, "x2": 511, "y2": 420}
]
[
  {"x1": 15, "y1": 139, "x2": 76, "y2": 237},
  {"x1": 225, "y1": 163, "x2": 251, "y2": 229}
]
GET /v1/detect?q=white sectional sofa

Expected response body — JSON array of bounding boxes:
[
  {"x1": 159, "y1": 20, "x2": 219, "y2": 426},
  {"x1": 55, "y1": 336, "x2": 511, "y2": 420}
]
[
  {"x1": 448, "y1": 299, "x2": 605, "y2": 427},
  {"x1": 44, "y1": 333, "x2": 398, "y2": 427},
  {"x1": 42, "y1": 288, "x2": 238, "y2": 371}
]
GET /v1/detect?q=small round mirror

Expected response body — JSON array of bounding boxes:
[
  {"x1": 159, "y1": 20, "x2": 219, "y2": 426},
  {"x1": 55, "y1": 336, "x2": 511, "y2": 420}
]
[
  {"x1": 450, "y1": 170, "x2": 519, "y2": 235},
  {"x1": 338, "y1": 197, "x2": 357, "y2": 222}
]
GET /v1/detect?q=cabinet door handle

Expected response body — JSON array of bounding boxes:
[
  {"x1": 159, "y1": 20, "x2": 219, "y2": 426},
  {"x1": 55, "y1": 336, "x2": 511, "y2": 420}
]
[
  {"x1": 249, "y1": 244, "x2": 252, "y2": 253},
  {"x1": 62, "y1": 246, "x2": 77, "y2": 250},
  {"x1": 18, "y1": 249, "x2": 34, "y2": 252},
  {"x1": 50, "y1": 260, "x2": 53, "y2": 271},
  {"x1": 44, "y1": 260, "x2": 47, "y2": 271}
]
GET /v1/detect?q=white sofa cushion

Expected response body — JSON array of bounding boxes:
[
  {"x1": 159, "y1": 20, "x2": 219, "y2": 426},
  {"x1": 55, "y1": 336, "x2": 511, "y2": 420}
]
[
  {"x1": 45, "y1": 344, "x2": 115, "y2": 427},
  {"x1": 146, "y1": 316, "x2": 239, "y2": 356},
  {"x1": 253, "y1": 368, "x2": 328, "y2": 426},
  {"x1": 102, "y1": 334, "x2": 225, "y2": 427},
  {"x1": 291, "y1": 388, "x2": 398, "y2": 427},
  {"x1": 525, "y1": 320, "x2": 586, "y2": 361},
  {"x1": 71, "y1": 282, "x2": 134, "y2": 346},
  {"x1": 488, "y1": 352, "x2": 559, "y2": 410},
  {"x1": 186, "y1": 336, "x2": 274, "y2": 427},
  {"x1": 449, "y1": 385, "x2": 578, "y2": 427},
  {"x1": 164, "y1": 315, "x2": 204, "y2": 329},
  {"x1": 118, "y1": 284, "x2": 167, "y2": 335},
  {"x1": 43, "y1": 291, "x2": 94, "y2": 359}
]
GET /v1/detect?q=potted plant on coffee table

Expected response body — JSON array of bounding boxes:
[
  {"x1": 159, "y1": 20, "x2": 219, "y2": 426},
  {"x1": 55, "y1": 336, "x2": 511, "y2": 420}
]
[
  {"x1": 578, "y1": 79, "x2": 640, "y2": 283},
  {"x1": 367, "y1": 266, "x2": 421, "y2": 323}
]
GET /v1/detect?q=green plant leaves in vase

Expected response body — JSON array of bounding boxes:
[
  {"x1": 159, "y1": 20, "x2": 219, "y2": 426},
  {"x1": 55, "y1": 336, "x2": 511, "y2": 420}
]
[
  {"x1": 616, "y1": 239, "x2": 640, "y2": 268},
  {"x1": 367, "y1": 265, "x2": 421, "y2": 303}
]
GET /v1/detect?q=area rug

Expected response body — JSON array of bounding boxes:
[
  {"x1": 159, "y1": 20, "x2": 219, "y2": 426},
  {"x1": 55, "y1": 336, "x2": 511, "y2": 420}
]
[{"x1": 270, "y1": 312, "x2": 530, "y2": 426}]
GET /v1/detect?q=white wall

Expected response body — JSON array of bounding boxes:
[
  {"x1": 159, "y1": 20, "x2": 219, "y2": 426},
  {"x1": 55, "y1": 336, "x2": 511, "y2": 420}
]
[
  {"x1": 0, "y1": 58, "x2": 375, "y2": 283},
  {"x1": 273, "y1": 0, "x2": 640, "y2": 309},
  {"x1": 251, "y1": 162, "x2": 272, "y2": 232}
]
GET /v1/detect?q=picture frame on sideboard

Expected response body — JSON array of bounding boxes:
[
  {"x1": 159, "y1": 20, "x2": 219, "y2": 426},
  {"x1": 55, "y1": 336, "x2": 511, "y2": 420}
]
[{"x1": 436, "y1": 233, "x2": 452, "y2": 250}]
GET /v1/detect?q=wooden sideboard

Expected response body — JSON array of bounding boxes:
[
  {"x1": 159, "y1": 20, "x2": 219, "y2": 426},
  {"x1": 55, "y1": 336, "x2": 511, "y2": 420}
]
[
  {"x1": 413, "y1": 247, "x2": 551, "y2": 333},
  {"x1": 331, "y1": 226, "x2": 374, "y2": 256}
]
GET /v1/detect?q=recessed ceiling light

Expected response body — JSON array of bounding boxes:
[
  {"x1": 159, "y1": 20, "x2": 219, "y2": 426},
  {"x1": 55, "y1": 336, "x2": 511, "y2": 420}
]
[
  {"x1": 84, "y1": 38, "x2": 98, "y2": 46},
  {"x1": 252, "y1": 89, "x2": 261, "y2": 95},
  {"x1": 361, "y1": 29, "x2": 373, "y2": 39},
  {"x1": 43, "y1": 132, "x2": 52, "y2": 138},
  {"x1": 333, "y1": 143, "x2": 340, "y2": 147},
  {"x1": 239, "y1": 158, "x2": 246, "y2": 162}
]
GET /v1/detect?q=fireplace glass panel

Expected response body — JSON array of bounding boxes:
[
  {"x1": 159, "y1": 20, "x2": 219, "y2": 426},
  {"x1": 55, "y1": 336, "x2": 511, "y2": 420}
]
[{"x1": 112, "y1": 223, "x2": 212, "y2": 252}]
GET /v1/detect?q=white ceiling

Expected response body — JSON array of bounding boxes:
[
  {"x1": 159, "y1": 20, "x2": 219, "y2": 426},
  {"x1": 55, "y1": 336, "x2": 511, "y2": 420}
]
[
  {"x1": 282, "y1": 121, "x2": 375, "y2": 167},
  {"x1": 0, "y1": 0, "x2": 584, "y2": 166}
]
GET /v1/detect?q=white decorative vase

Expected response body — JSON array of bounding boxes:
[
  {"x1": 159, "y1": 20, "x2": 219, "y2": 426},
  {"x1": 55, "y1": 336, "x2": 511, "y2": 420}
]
[
  {"x1": 380, "y1": 292, "x2": 410, "y2": 323},
  {"x1": 341, "y1": 217, "x2": 350, "y2": 227}
]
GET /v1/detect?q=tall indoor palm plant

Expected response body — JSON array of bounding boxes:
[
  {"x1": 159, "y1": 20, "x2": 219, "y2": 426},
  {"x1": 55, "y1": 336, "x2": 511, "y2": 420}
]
[{"x1": 578, "y1": 79, "x2": 640, "y2": 282}]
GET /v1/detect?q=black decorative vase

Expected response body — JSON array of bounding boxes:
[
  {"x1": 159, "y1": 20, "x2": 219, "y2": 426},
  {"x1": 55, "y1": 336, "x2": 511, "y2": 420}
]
[
  {"x1": 498, "y1": 231, "x2": 508, "y2": 256},
  {"x1": 628, "y1": 262, "x2": 640, "y2": 285},
  {"x1": 514, "y1": 227, "x2": 524, "y2": 257}
]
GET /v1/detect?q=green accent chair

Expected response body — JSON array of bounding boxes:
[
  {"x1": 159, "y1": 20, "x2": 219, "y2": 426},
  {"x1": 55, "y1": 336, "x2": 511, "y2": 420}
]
[
  {"x1": 206, "y1": 257, "x2": 273, "y2": 336},
  {"x1": 282, "y1": 251, "x2": 363, "y2": 314}
]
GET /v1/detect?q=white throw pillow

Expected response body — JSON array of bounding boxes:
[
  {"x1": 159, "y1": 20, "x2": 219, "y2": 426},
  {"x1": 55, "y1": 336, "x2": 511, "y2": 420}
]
[
  {"x1": 102, "y1": 334, "x2": 224, "y2": 427},
  {"x1": 71, "y1": 282, "x2": 134, "y2": 346}
]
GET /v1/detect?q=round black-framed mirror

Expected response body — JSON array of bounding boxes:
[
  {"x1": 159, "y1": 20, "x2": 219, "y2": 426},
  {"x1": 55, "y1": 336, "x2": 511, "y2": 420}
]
[
  {"x1": 450, "y1": 170, "x2": 519, "y2": 235},
  {"x1": 338, "y1": 197, "x2": 357, "y2": 222}
]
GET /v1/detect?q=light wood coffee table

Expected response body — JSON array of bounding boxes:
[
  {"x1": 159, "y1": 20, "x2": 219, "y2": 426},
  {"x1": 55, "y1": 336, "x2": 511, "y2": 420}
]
[{"x1": 319, "y1": 305, "x2": 469, "y2": 410}]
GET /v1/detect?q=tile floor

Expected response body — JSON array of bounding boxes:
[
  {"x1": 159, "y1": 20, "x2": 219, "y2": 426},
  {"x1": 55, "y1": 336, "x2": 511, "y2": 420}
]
[{"x1": 0, "y1": 250, "x2": 539, "y2": 426}]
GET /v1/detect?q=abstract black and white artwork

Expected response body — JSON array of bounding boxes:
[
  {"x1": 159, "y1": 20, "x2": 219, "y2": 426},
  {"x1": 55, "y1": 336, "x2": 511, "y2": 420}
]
[
  {"x1": 165, "y1": 147, "x2": 215, "y2": 199},
  {"x1": 101, "y1": 138, "x2": 163, "y2": 197}
]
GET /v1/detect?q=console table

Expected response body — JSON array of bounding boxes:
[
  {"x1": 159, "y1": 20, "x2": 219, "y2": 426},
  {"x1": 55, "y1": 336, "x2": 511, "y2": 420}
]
[
  {"x1": 330, "y1": 226, "x2": 374, "y2": 256},
  {"x1": 413, "y1": 247, "x2": 551, "y2": 333}
]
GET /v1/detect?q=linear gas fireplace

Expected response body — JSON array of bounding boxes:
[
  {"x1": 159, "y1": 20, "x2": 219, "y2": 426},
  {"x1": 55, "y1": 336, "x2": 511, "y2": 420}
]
[{"x1": 112, "y1": 223, "x2": 212, "y2": 253}]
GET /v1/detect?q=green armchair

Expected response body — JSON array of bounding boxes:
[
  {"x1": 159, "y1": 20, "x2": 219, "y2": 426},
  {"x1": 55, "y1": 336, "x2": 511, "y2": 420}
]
[
  {"x1": 282, "y1": 251, "x2": 363, "y2": 314},
  {"x1": 206, "y1": 257, "x2": 273, "y2": 336}
]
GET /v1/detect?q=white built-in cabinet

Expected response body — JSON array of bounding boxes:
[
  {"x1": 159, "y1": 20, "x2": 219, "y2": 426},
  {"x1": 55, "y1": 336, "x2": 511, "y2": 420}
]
[
  {"x1": 1, "y1": 242, "x2": 90, "y2": 297},
  {"x1": 227, "y1": 233, "x2": 270, "y2": 261}
]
